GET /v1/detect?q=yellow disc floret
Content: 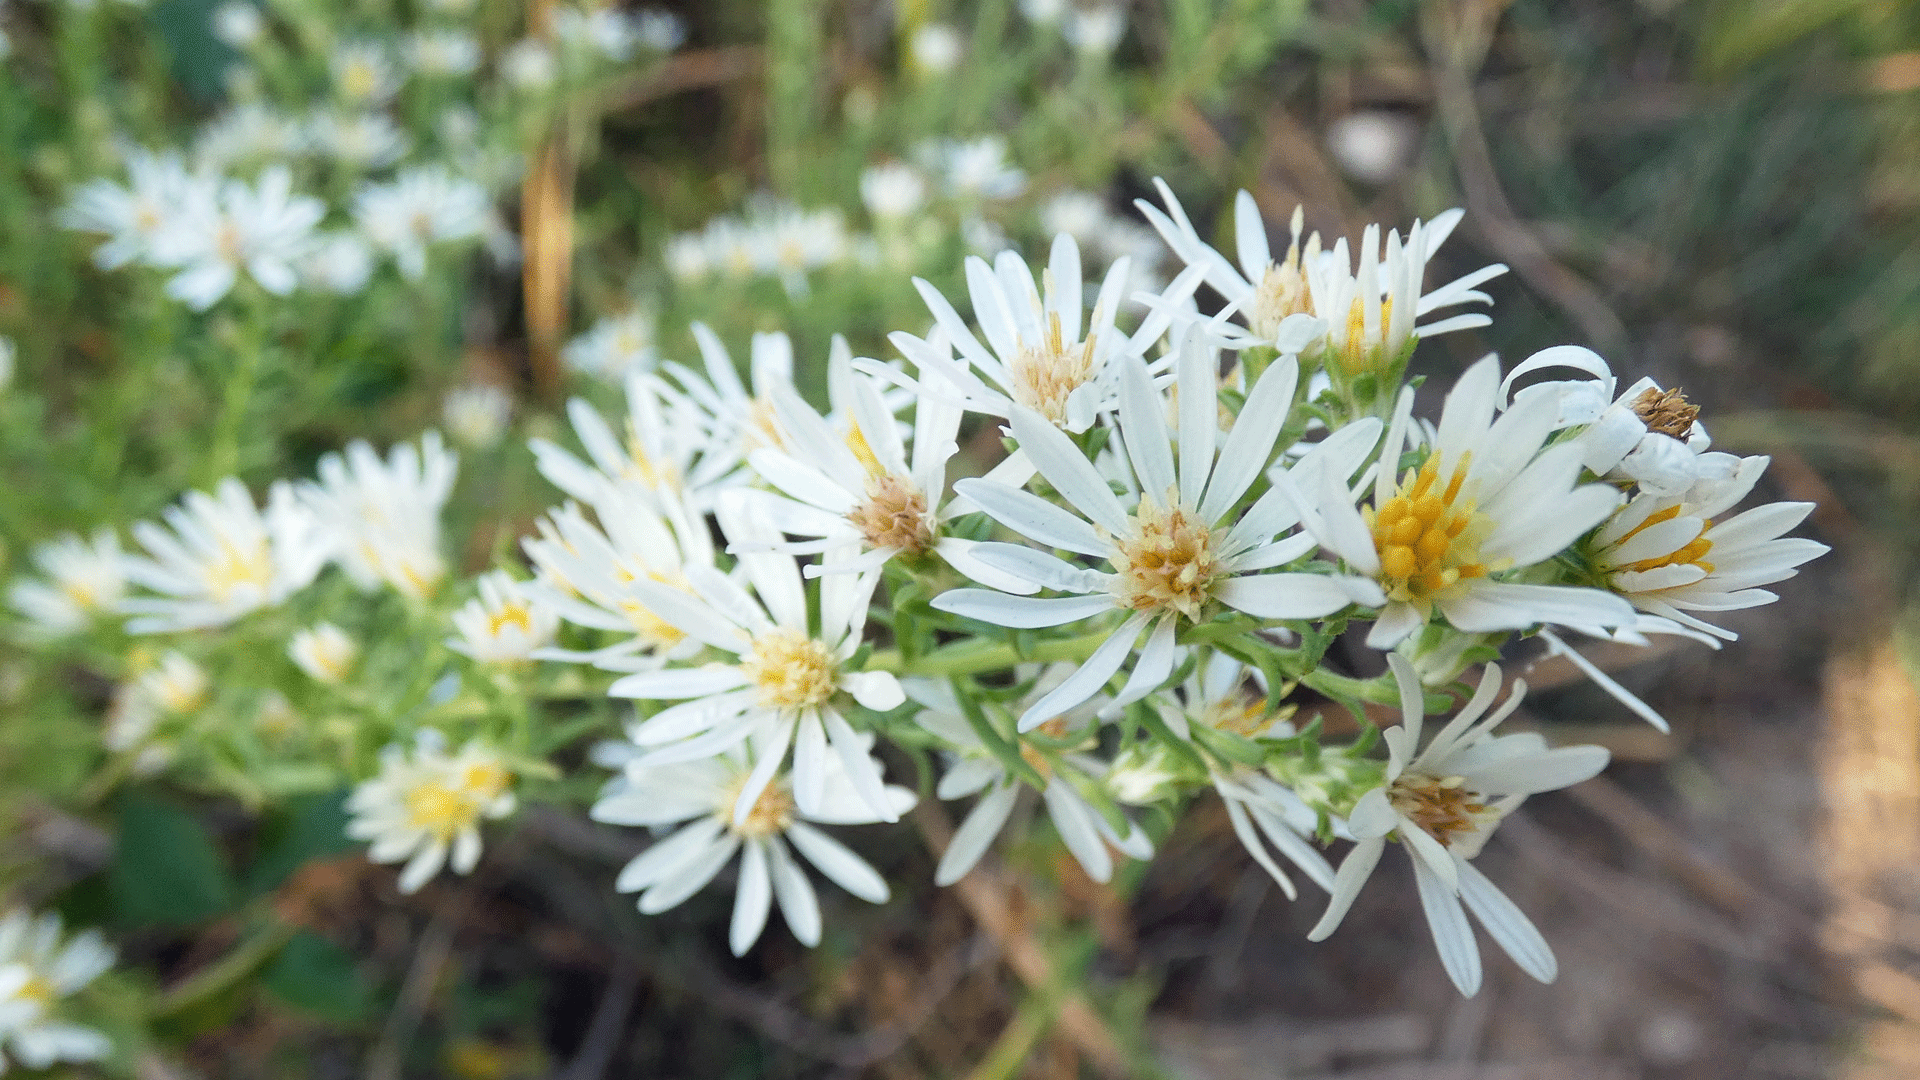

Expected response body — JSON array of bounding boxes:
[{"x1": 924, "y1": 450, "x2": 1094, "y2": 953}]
[
  {"x1": 718, "y1": 775, "x2": 796, "y2": 838},
  {"x1": 847, "y1": 473, "x2": 933, "y2": 554},
  {"x1": 1610, "y1": 504, "x2": 1715, "y2": 576},
  {"x1": 1365, "y1": 452, "x2": 1498, "y2": 607},
  {"x1": 740, "y1": 629, "x2": 837, "y2": 710},
  {"x1": 1388, "y1": 773, "x2": 1492, "y2": 848},
  {"x1": 1110, "y1": 496, "x2": 1222, "y2": 620}
]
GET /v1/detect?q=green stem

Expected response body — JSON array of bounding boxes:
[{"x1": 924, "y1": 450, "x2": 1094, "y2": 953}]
[
  {"x1": 151, "y1": 917, "x2": 298, "y2": 1020},
  {"x1": 864, "y1": 627, "x2": 1115, "y2": 677},
  {"x1": 208, "y1": 307, "x2": 267, "y2": 484}
]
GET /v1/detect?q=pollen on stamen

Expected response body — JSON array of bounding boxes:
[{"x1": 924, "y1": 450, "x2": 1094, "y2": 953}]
[
  {"x1": 1388, "y1": 773, "x2": 1490, "y2": 847},
  {"x1": 1109, "y1": 494, "x2": 1222, "y2": 620},
  {"x1": 847, "y1": 473, "x2": 932, "y2": 554}
]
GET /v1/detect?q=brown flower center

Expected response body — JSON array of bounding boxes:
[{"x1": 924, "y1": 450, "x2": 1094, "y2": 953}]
[
  {"x1": 718, "y1": 775, "x2": 795, "y2": 838},
  {"x1": 847, "y1": 474, "x2": 932, "y2": 554},
  {"x1": 1388, "y1": 773, "x2": 1489, "y2": 848},
  {"x1": 1631, "y1": 387, "x2": 1699, "y2": 440}
]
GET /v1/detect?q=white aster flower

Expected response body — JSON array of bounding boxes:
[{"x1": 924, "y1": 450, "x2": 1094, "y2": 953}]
[
  {"x1": 301, "y1": 432, "x2": 458, "y2": 600},
  {"x1": 147, "y1": 165, "x2": 322, "y2": 310},
  {"x1": 194, "y1": 102, "x2": 304, "y2": 167},
  {"x1": 1308, "y1": 657, "x2": 1611, "y2": 997},
  {"x1": 1499, "y1": 346, "x2": 1735, "y2": 498},
  {"x1": 521, "y1": 491, "x2": 713, "y2": 668},
  {"x1": 298, "y1": 231, "x2": 375, "y2": 294},
  {"x1": 137, "y1": 650, "x2": 211, "y2": 716},
  {"x1": 662, "y1": 322, "x2": 807, "y2": 474},
  {"x1": 447, "y1": 570, "x2": 559, "y2": 662},
  {"x1": 1063, "y1": 4, "x2": 1125, "y2": 57},
  {"x1": 736, "y1": 333, "x2": 1036, "y2": 590},
  {"x1": 0, "y1": 910, "x2": 115, "y2": 1074},
  {"x1": 1019, "y1": 0, "x2": 1068, "y2": 24},
  {"x1": 7, "y1": 529, "x2": 127, "y2": 637},
  {"x1": 407, "y1": 29, "x2": 481, "y2": 77},
  {"x1": 501, "y1": 39, "x2": 558, "y2": 89},
  {"x1": 910, "y1": 22, "x2": 963, "y2": 74},
  {"x1": 353, "y1": 166, "x2": 492, "y2": 280},
  {"x1": 590, "y1": 738, "x2": 913, "y2": 955},
  {"x1": 663, "y1": 231, "x2": 712, "y2": 283},
  {"x1": 1156, "y1": 652, "x2": 1336, "y2": 899},
  {"x1": 932, "y1": 342, "x2": 1385, "y2": 730},
  {"x1": 442, "y1": 384, "x2": 513, "y2": 449},
  {"x1": 210, "y1": 0, "x2": 262, "y2": 46},
  {"x1": 893, "y1": 233, "x2": 1172, "y2": 433},
  {"x1": 531, "y1": 366, "x2": 731, "y2": 510},
  {"x1": 602, "y1": 496, "x2": 906, "y2": 825},
  {"x1": 918, "y1": 136, "x2": 1026, "y2": 200},
  {"x1": 59, "y1": 148, "x2": 202, "y2": 271},
  {"x1": 860, "y1": 161, "x2": 928, "y2": 222},
  {"x1": 632, "y1": 9, "x2": 687, "y2": 52},
  {"x1": 1589, "y1": 454, "x2": 1827, "y2": 642},
  {"x1": 121, "y1": 478, "x2": 328, "y2": 632},
  {"x1": 331, "y1": 39, "x2": 403, "y2": 105},
  {"x1": 907, "y1": 671, "x2": 1153, "y2": 886},
  {"x1": 347, "y1": 731, "x2": 516, "y2": 894},
  {"x1": 289, "y1": 622, "x2": 358, "y2": 684},
  {"x1": 1282, "y1": 354, "x2": 1637, "y2": 650},
  {"x1": 306, "y1": 109, "x2": 411, "y2": 169},
  {"x1": 1137, "y1": 180, "x2": 1507, "y2": 359},
  {"x1": 562, "y1": 310, "x2": 659, "y2": 381}
]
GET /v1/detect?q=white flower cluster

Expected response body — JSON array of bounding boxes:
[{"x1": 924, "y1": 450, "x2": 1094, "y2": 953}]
[
  {"x1": 0, "y1": 910, "x2": 115, "y2": 1073},
  {"x1": 484, "y1": 182, "x2": 1826, "y2": 982}
]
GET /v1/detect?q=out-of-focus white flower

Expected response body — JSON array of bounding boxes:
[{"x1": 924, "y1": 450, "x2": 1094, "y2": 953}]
[
  {"x1": 447, "y1": 570, "x2": 558, "y2": 662},
  {"x1": 591, "y1": 738, "x2": 914, "y2": 955},
  {"x1": 632, "y1": 9, "x2": 687, "y2": 52},
  {"x1": 7, "y1": 529, "x2": 127, "y2": 637},
  {"x1": 210, "y1": 1, "x2": 263, "y2": 48},
  {"x1": 0, "y1": 909, "x2": 115, "y2": 1074},
  {"x1": 0, "y1": 336, "x2": 11, "y2": 391},
  {"x1": 1327, "y1": 110, "x2": 1418, "y2": 185},
  {"x1": 1309, "y1": 658, "x2": 1611, "y2": 997},
  {"x1": 554, "y1": 5, "x2": 669, "y2": 63},
  {"x1": 195, "y1": 103, "x2": 304, "y2": 168},
  {"x1": 860, "y1": 161, "x2": 928, "y2": 222},
  {"x1": 1285, "y1": 355, "x2": 1637, "y2": 650},
  {"x1": 347, "y1": 731, "x2": 516, "y2": 894},
  {"x1": 306, "y1": 109, "x2": 410, "y2": 169},
  {"x1": 562, "y1": 310, "x2": 659, "y2": 381},
  {"x1": 501, "y1": 39, "x2": 557, "y2": 89},
  {"x1": 353, "y1": 166, "x2": 492, "y2": 280},
  {"x1": 407, "y1": 29, "x2": 481, "y2": 77},
  {"x1": 289, "y1": 622, "x2": 358, "y2": 684},
  {"x1": 1018, "y1": 0, "x2": 1068, "y2": 25},
  {"x1": 423, "y1": 0, "x2": 477, "y2": 13},
  {"x1": 601, "y1": 496, "x2": 906, "y2": 824},
  {"x1": 530, "y1": 364, "x2": 732, "y2": 509},
  {"x1": 934, "y1": 345, "x2": 1384, "y2": 729},
  {"x1": 442, "y1": 385, "x2": 513, "y2": 449},
  {"x1": 301, "y1": 432, "x2": 458, "y2": 601},
  {"x1": 664, "y1": 231, "x2": 712, "y2": 283},
  {"x1": 331, "y1": 39, "x2": 402, "y2": 105},
  {"x1": 438, "y1": 105, "x2": 481, "y2": 148},
  {"x1": 298, "y1": 231, "x2": 375, "y2": 294},
  {"x1": 908, "y1": 670, "x2": 1151, "y2": 885},
  {"x1": 910, "y1": 23, "x2": 963, "y2": 74},
  {"x1": 148, "y1": 165, "x2": 323, "y2": 310},
  {"x1": 137, "y1": 650, "x2": 210, "y2": 716},
  {"x1": 1063, "y1": 4, "x2": 1125, "y2": 57},
  {"x1": 121, "y1": 479, "x2": 329, "y2": 632},
  {"x1": 917, "y1": 136, "x2": 1026, "y2": 200},
  {"x1": 59, "y1": 148, "x2": 203, "y2": 271}
]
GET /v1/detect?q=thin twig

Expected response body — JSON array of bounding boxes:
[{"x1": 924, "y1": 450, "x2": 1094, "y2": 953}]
[
  {"x1": 559, "y1": 958, "x2": 639, "y2": 1080},
  {"x1": 365, "y1": 889, "x2": 472, "y2": 1080}
]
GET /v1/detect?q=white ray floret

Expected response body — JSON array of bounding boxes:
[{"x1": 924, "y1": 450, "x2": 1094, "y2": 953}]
[
  {"x1": 300, "y1": 431, "x2": 458, "y2": 601},
  {"x1": 447, "y1": 571, "x2": 559, "y2": 663},
  {"x1": 289, "y1": 622, "x2": 359, "y2": 684},
  {"x1": 603, "y1": 495, "x2": 906, "y2": 824},
  {"x1": 346, "y1": 731, "x2": 516, "y2": 894},
  {"x1": 58, "y1": 147, "x2": 204, "y2": 270},
  {"x1": 522, "y1": 491, "x2": 713, "y2": 668},
  {"x1": 932, "y1": 338, "x2": 1384, "y2": 730},
  {"x1": 590, "y1": 738, "x2": 914, "y2": 956},
  {"x1": 907, "y1": 669, "x2": 1153, "y2": 886},
  {"x1": 530, "y1": 366, "x2": 731, "y2": 510},
  {"x1": 121, "y1": 478, "x2": 329, "y2": 632},
  {"x1": 1282, "y1": 353, "x2": 1636, "y2": 650},
  {"x1": 0, "y1": 909, "x2": 116, "y2": 1074},
  {"x1": 352, "y1": 166, "x2": 491, "y2": 281},
  {"x1": 1308, "y1": 657, "x2": 1610, "y2": 997}
]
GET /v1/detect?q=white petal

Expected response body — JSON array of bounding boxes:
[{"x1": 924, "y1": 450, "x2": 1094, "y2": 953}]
[
  {"x1": 729, "y1": 841, "x2": 774, "y2": 955},
  {"x1": 1458, "y1": 859, "x2": 1556, "y2": 983},
  {"x1": 767, "y1": 837, "x2": 823, "y2": 946},
  {"x1": 930, "y1": 589, "x2": 1113, "y2": 629},
  {"x1": 1017, "y1": 613, "x2": 1147, "y2": 730},
  {"x1": 1437, "y1": 582, "x2": 1633, "y2": 633},
  {"x1": 1118, "y1": 354, "x2": 1177, "y2": 500},
  {"x1": 1412, "y1": 853, "x2": 1482, "y2": 997},
  {"x1": 1307, "y1": 835, "x2": 1384, "y2": 940},
  {"x1": 936, "y1": 784, "x2": 1019, "y2": 886},
  {"x1": 844, "y1": 670, "x2": 905, "y2": 711},
  {"x1": 1464, "y1": 745, "x2": 1609, "y2": 796},
  {"x1": 935, "y1": 537, "x2": 1043, "y2": 595},
  {"x1": 607, "y1": 665, "x2": 748, "y2": 701},
  {"x1": 1200, "y1": 355, "x2": 1298, "y2": 522},
  {"x1": 787, "y1": 822, "x2": 889, "y2": 903},
  {"x1": 1043, "y1": 780, "x2": 1114, "y2": 883},
  {"x1": 1215, "y1": 573, "x2": 1360, "y2": 619},
  {"x1": 1008, "y1": 407, "x2": 1131, "y2": 534},
  {"x1": 639, "y1": 834, "x2": 741, "y2": 913},
  {"x1": 949, "y1": 480, "x2": 1108, "y2": 556}
]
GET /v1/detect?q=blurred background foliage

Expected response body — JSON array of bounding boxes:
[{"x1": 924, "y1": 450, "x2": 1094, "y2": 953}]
[{"x1": 1, "y1": 0, "x2": 1918, "y2": 1076}]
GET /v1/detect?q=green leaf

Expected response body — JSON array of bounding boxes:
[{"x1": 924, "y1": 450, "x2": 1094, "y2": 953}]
[
  {"x1": 245, "y1": 791, "x2": 358, "y2": 896},
  {"x1": 110, "y1": 793, "x2": 236, "y2": 927},
  {"x1": 260, "y1": 930, "x2": 373, "y2": 1025}
]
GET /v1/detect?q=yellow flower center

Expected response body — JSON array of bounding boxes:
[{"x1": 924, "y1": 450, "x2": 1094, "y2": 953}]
[
  {"x1": 1008, "y1": 309, "x2": 1098, "y2": 426},
  {"x1": 1365, "y1": 452, "x2": 1497, "y2": 607},
  {"x1": 17, "y1": 973, "x2": 55, "y2": 1006},
  {"x1": 1610, "y1": 504, "x2": 1715, "y2": 576},
  {"x1": 341, "y1": 59, "x2": 380, "y2": 100},
  {"x1": 486, "y1": 601, "x2": 534, "y2": 638},
  {"x1": 1332, "y1": 294, "x2": 1395, "y2": 377},
  {"x1": 460, "y1": 761, "x2": 511, "y2": 803},
  {"x1": 1630, "y1": 387, "x2": 1699, "y2": 440},
  {"x1": 1201, "y1": 692, "x2": 1287, "y2": 738},
  {"x1": 1249, "y1": 260, "x2": 1312, "y2": 341},
  {"x1": 1110, "y1": 496, "x2": 1221, "y2": 620},
  {"x1": 739, "y1": 629, "x2": 837, "y2": 710},
  {"x1": 718, "y1": 775, "x2": 795, "y2": 838},
  {"x1": 847, "y1": 474, "x2": 932, "y2": 554},
  {"x1": 404, "y1": 780, "x2": 477, "y2": 840},
  {"x1": 203, "y1": 537, "x2": 275, "y2": 602},
  {"x1": 60, "y1": 579, "x2": 102, "y2": 611},
  {"x1": 1388, "y1": 773, "x2": 1490, "y2": 848}
]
